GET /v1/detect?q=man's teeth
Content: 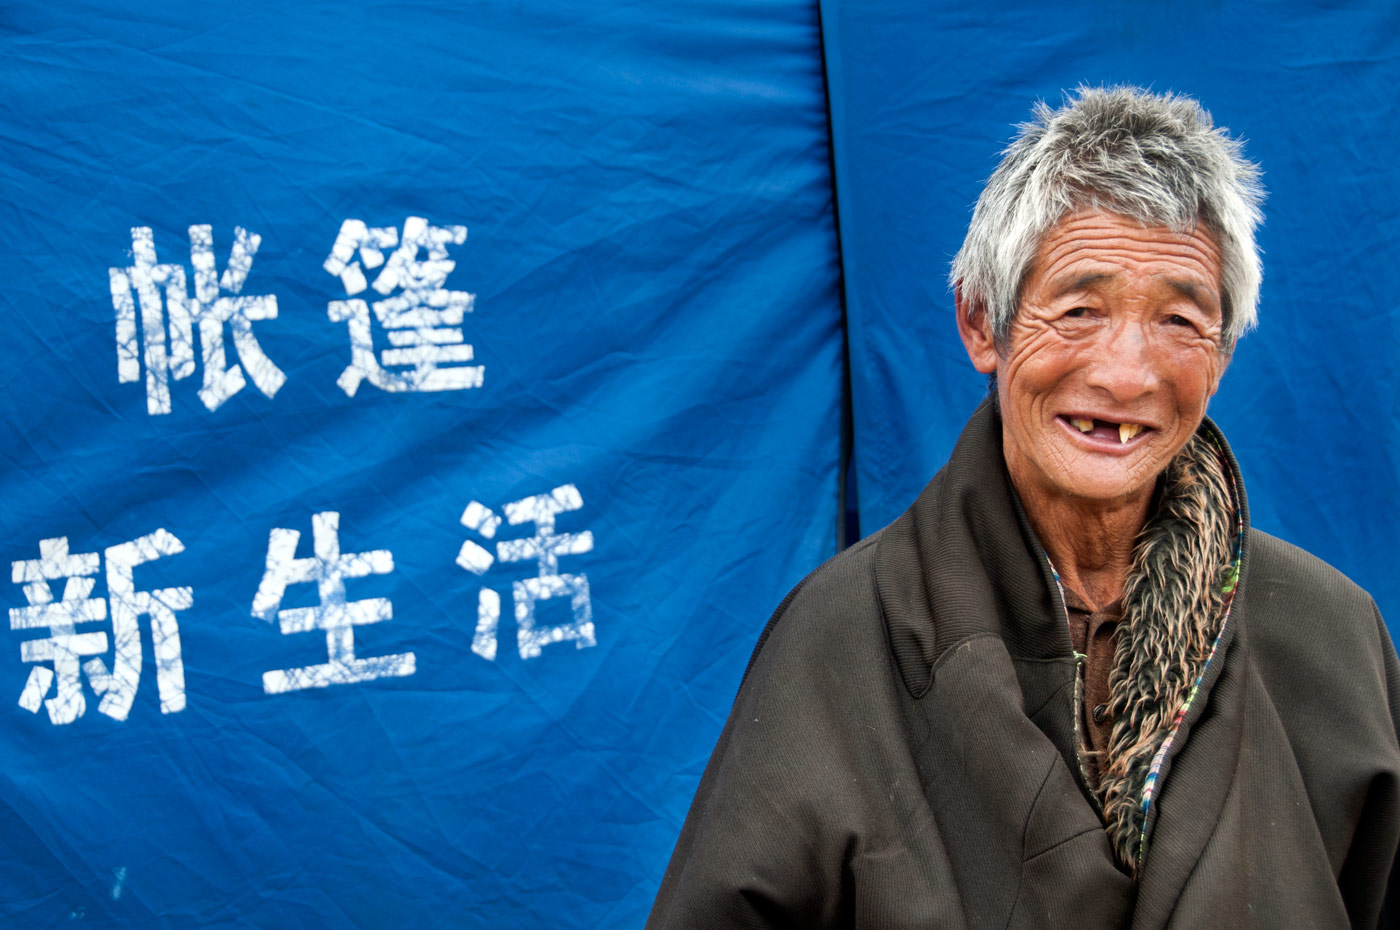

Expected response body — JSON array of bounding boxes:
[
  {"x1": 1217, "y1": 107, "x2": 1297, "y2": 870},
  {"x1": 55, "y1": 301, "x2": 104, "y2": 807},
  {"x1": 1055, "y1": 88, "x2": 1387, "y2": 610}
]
[{"x1": 1067, "y1": 417, "x2": 1143, "y2": 443}]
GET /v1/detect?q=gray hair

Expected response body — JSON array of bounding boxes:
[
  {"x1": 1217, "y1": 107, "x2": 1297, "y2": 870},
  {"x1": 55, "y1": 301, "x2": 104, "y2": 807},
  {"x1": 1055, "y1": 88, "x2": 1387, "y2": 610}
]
[{"x1": 950, "y1": 86, "x2": 1265, "y2": 351}]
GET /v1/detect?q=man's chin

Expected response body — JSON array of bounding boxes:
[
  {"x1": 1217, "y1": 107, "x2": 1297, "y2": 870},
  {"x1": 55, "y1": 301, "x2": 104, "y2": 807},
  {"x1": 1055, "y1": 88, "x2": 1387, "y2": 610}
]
[
  {"x1": 1040, "y1": 453, "x2": 1165, "y2": 506},
  {"x1": 1053, "y1": 471, "x2": 1158, "y2": 507}
]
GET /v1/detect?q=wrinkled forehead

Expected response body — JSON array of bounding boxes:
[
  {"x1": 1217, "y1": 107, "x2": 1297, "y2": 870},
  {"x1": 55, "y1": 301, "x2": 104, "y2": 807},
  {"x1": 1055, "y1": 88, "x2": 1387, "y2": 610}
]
[{"x1": 1026, "y1": 209, "x2": 1224, "y2": 310}]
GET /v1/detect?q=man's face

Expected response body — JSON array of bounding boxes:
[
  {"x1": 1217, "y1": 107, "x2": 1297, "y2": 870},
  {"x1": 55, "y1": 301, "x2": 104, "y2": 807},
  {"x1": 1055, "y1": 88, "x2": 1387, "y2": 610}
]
[{"x1": 965, "y1": 210, "x2": 1227, "y2": 510}]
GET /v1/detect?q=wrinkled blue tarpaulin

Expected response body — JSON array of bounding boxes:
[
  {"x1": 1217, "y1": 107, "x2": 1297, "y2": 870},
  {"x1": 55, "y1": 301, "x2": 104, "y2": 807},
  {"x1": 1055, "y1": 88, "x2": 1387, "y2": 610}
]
[
  {"x1": 823, "y1": 0, "x2": 1400, "y2": 623},
  {"x1": 0, "y1": 2, "x2": 839, "y2": 926},
  {"x1": 1, "y1": 1, "x2": 1396, "y2": 927}
]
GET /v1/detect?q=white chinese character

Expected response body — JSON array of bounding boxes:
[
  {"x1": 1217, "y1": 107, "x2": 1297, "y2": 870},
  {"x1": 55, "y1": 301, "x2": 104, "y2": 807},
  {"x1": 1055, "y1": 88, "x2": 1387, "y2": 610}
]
[
  {"x1": 8, "y1": 530, "x2": 191, "y2": 725},
  {"x1": 323, "y1": 216, "x2": 482, "y2": 396},
  {"x1": 456, "y1": 485, "x2": 595, "y2": 661},
  {"x1": 252, "y1": 512, "x2": 413, "y2": 693},
  {"x1": 110, "y1": 225, "x2": 286, "y2": 415}
]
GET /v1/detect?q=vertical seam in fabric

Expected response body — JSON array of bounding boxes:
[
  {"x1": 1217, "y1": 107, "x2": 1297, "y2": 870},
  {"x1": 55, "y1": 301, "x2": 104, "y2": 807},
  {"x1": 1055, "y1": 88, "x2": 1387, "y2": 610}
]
[{"x1": 815, "y1": 0, "x2": 858, "y2": 550}]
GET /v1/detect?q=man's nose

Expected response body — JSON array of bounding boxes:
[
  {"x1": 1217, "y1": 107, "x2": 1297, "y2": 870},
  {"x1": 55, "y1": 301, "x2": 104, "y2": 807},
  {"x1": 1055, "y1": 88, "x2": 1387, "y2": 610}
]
[{"x1": 1082, "y1": 323, "x2": 1160, "y2": 402}]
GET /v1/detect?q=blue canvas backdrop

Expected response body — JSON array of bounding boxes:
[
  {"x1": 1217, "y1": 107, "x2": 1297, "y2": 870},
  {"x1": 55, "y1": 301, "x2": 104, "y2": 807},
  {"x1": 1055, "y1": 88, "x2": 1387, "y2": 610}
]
[
  {"x1": 0, "y1": 2, "x2": 840, "y2": 927},
  {"x1": 822, "y1": 0, "x2": 1400, "y2": 625}
]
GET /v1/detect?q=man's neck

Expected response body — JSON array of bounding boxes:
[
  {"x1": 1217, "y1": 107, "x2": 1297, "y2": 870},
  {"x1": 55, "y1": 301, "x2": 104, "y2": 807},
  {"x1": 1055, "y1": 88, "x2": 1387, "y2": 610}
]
[{"x1": 1017, "y1": 483, "x2": 1151, "y2": 612}]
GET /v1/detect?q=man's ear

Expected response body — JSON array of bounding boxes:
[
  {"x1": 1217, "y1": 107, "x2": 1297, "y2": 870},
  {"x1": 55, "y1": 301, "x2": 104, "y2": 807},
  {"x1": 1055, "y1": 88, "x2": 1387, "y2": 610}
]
[{"x1": 955, "y1": 284, "x2": 999, "y2": 374}]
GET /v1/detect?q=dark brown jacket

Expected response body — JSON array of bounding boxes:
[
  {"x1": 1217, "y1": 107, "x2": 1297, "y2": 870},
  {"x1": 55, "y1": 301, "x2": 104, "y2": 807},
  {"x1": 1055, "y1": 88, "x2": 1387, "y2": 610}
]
[{"x1": 649, "y1": 403, "x2": 1400, "y2": 929}]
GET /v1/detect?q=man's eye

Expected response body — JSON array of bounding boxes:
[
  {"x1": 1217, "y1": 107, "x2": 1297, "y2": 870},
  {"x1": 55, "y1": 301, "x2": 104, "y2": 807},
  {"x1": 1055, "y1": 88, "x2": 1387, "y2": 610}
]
[
  {"x1": 1166, "y1": 314, "x2": 1194, "y2": 327},
  {"x1": 1063, "y1": 307, "x2": 1090, "y2": 319}
]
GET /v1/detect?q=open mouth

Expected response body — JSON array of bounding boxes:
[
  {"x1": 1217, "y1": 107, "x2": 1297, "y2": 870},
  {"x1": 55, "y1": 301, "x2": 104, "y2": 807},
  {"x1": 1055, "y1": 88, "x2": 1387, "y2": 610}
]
[{"x1": 1060, "y1": 416, "x2": 1152, "y2": 445}]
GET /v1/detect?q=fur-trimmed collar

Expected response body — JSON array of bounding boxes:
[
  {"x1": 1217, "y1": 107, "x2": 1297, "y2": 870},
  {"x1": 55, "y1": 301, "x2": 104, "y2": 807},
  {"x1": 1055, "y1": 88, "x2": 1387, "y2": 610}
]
[{"x1": 1089, "y1": 430, "x2": 1242, "y2": 874}]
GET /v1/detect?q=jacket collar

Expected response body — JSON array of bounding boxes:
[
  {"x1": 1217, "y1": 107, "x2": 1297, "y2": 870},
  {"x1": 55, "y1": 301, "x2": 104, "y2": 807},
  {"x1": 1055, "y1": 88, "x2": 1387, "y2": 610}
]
[{"x1": 874, "y1": 397, "x2": 1077, "y2": 699}]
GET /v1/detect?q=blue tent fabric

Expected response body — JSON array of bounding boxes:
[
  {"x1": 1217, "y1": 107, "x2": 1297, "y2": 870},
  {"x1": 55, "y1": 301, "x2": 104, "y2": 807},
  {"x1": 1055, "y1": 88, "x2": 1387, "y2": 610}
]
[
  {"x1": 4, "y1": 1, "x2": 1399, "y2": 926},
  {"x1": 821, "y1": 0, "x2": 1400, "y2": 627},
  {"x1": 0, "y1": 2, "x2": 839, "y2": 926}
]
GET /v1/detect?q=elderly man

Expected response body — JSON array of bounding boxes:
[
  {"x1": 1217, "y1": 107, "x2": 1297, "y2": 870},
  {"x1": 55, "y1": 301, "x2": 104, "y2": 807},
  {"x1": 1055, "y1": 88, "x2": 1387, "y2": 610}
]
[{"x1": 647, "y1": 88, "x2": 1400, "y2": 928}]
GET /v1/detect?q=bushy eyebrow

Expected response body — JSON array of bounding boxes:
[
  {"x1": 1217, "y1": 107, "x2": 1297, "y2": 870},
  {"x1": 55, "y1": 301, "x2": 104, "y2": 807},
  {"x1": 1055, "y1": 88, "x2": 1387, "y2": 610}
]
[
  {"x1": 1162, "y1": 277, "x2": 1221, "y2": 315},
  {"x1": 1049, "y1": 272, "x2": 1111, "y2": 300}
]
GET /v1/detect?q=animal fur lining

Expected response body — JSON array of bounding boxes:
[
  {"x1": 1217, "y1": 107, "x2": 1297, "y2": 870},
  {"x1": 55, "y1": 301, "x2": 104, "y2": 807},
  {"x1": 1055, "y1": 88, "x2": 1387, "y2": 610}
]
[{"x1": 1095, "y1": 430, "x2": 1237, "y2": 874}]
